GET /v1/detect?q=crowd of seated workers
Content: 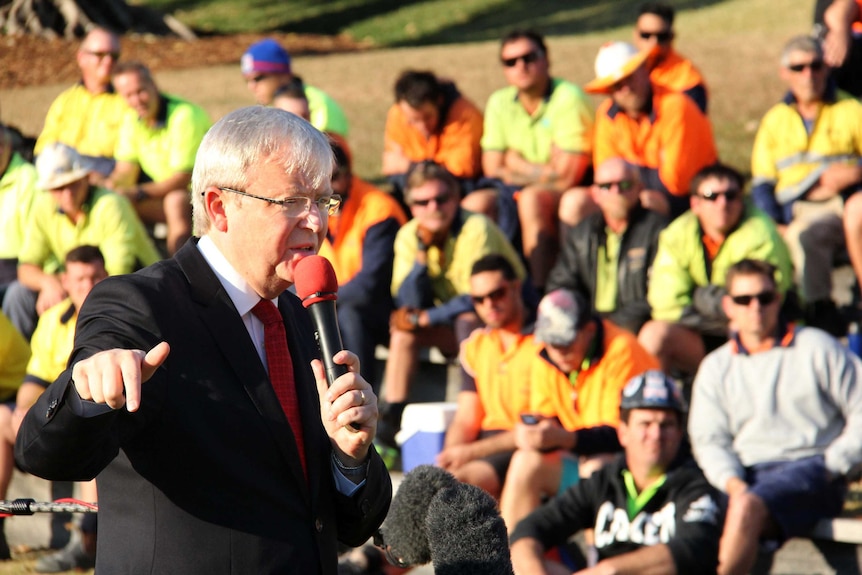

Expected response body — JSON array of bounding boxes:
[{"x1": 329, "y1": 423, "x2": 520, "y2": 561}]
[{"x1": 2, "y1": 1, "x2": 862, "y2": 573}]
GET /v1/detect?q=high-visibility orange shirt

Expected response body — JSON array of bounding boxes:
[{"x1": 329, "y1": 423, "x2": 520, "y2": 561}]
[
  {"x1": 460, "y1": 328, "x2": 542, "y2": 431},
  {"x1": 593, "y1": 88, "x2": 717, "y2": 197},
  {"x1": 384, "y1": 91, "x2": 484, "y2": 179},
  {"x1": 529, "y1": 320, "x2": 659, "y2": 431},
  {"x1": 318, "y1": 176, "x2": 407, "y2": 285},
  {"x1": 649, "y1": 48, "x2": 708, "y2": 113}
]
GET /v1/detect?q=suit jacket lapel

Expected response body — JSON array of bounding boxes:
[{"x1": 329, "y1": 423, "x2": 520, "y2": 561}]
[{"x1": 174, "y1": 241, "x2": 311, "y2": 500}]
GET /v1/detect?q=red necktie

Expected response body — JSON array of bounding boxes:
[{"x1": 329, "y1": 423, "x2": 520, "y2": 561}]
[{"x1": 252, "y1": 299, "x2": 308, "y2": 480}]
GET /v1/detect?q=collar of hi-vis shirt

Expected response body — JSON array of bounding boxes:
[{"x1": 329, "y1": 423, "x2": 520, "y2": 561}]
[{"x1": 730, "y1": 321, "x2": 795, "y2": 356}]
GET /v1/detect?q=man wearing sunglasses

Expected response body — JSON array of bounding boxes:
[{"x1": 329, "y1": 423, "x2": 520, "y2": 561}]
[
  {"x1": 633, "y1": 3, "x2": 708, "y2": 114},
  {"x1": 689, "y1": 258, "x2": 862, "y2": 575},
  {"x1": 547, "y1": 158, "x2": 667, "y2": 336},
  {"x1": 34, "y1": 28, "x2": 128, "y2": 178},
  {"x1": 377, "y1": 161, "x2": 525, "y2": 455},
  {"x1": 435, "y1": 254, "x2": 538, "y2": 499},
  {"x1": 468, "y1": 29, "x2": 594, "y2": 295},
  {"x1": 638, "y1": 164, "x2": 793, "y2": 377},
  {"x1": 577, "y1": 41, "x2": 716, "y2": 225},
  {"x1": 751, "y1": 35, "x2": 862, "y2": 337}
]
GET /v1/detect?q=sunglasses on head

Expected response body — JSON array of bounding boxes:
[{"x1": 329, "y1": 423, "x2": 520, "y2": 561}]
[
  {"x1": 787, "y1": 60, "x2": 825, "y2": 73},
  {"x1": 697, "y1": 188, "x2": 742, "y2": 202},
  {"x1": 638, "y1": 30, "x2": 673, "y2": 43},
  {"x1": 501, "y1": 51, "x2": 541, "y2": 68},
  {"x1": 595, "y1": 180, "x2": 635, "y2": 192},
  {"x1": 730, "y1": 291, "x2": 778, "y2": 306},
  {"x1": 411, "y1": 193, "x2": 453, "y2": 208},
  {"x1": 471, "y1": 286, "x2": 508, "y2": 305}
]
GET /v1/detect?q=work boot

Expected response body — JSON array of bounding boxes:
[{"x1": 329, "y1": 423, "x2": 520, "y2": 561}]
[{"x1": 35, "y1": 527, "x2": 95, "y2": 573}]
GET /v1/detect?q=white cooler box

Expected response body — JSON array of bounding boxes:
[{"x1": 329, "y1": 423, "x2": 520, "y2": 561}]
[{"x1": 394, "y1": 402, "x2": 457, "y2": 473}]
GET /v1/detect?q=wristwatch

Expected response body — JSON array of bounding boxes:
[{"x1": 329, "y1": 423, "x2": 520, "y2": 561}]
[{"x1": 408, "y1": 311, "x2": 420, "y2": 327}]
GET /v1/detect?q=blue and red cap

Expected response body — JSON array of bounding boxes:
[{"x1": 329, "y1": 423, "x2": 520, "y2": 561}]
[{"x1": 241, "y1": 38, "x2": 291, "y2": 76}]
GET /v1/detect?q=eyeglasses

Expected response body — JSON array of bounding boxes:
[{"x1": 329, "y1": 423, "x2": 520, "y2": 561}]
[
  {"x1": 470, "y1": 286, "x2": 508, "y2": 305},
  {"x1": 86, "y1": 50, "x2": 120, "y2": 60},
  {"x1": 216, "y1": 187, "x2": 341, "y2": 216},
  {"x1": 787, "y1": 60, "x2": 825, "y2": 73},
  {"x1": 501, "y1": 51, "x2": 541, "y2": 68},
  {"x1": 638, "y1": 30, "x2": 673, "y2": 43},
  {"x1": 410, "y1": 193, "x2": 453, "y2": 208},
  {"x1": 595, "y1": 180, "x2": 635, "y2": 192},
  {"x1": 697, "y1": 188, "x2": 742, "y2": 202},
  {"x1": 730, "y1": 291, "x2": 778, "y2": 306}
]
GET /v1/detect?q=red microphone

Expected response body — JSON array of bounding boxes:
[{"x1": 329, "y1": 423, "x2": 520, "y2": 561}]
[{"x1": 294, "y1": 255, "x2": 349, "y2": 386}]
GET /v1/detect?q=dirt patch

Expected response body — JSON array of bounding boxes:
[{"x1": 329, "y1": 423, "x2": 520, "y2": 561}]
[{"x1": 0, "y1": 32, "x2": 371, "y2": 90}]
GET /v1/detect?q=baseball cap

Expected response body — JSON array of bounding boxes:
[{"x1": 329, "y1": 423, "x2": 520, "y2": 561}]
[
  {"x1": 584, "y1": 41, "x2": 655, "y2": 95},
  {"x1": 534, "y1": 289, "x2": 591, "y2": 347},
  {"x1": 620, "y1": 370, "x2": 688, "y2": 413},
  {"x1": 35, "y1": 143, "x2": 91, "y2": 190},
  {"x1": 241, "y1": 38, "x2": 291, "y2": 76}
]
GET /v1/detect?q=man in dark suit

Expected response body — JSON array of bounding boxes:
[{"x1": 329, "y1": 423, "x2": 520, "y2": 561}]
[{"x1": 15, "y1": 107, "x2": 392, "y2": 574}]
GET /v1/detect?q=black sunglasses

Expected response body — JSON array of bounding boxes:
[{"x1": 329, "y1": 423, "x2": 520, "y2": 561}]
[
  {"x1": 697, "y1": 189, "x2": 742, "y2": 202},
  {"x1": 730, "y1": 291, "x2": 778, "y2": 306},
  {"x1": 411, "y1": 193, "x2": 453, "y2": 207},
  {"x1": 87, "y1": 50, "x2": 120, "y2": 60},
  {"x1": 595, "y1": 180, "x2": 635, "y2": 192},
  {"x1": 638, "y1": 30, "x2": 673, "y2": 43},
  {"x1": 501, "y1": 51, "x2": 541, "y2": 68},
  {"x1": 471, "y1": 286, "x2": 507, "y2": 305},
  {"x1": 787, "y1": 60, "x2": 825, "y2": 73}
]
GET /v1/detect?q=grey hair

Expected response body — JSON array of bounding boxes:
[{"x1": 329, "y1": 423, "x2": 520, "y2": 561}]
[
  {"x1": 780, "y1": 35, "x2": 823, "y2": 67},
  {"x1": 191, "y1": 106, "x2": 334, "y2": 235}
]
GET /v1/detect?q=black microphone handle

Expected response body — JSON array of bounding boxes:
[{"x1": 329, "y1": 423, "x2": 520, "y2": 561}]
[
  {"x1": 306, "y1": 300, "x2": 349, "y2": 386},
  {"x1": 307, "y1": 301, "x2": 362, "y2": 432}
]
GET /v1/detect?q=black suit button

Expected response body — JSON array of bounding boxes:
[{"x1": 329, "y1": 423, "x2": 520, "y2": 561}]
[
  {"x1": 314, "y1": 518, "x2": 323, "y2": 532},
  {"x1": 45, "y1": 399, "x2": 59, "y2": 419}
]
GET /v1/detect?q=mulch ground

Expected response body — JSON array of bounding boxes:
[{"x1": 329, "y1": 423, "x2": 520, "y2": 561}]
[{"x1": 0, "y1": 32, "x2": 370, "y2": 90}]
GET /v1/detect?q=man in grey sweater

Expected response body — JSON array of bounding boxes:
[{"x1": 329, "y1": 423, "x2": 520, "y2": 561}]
[{"x1": 689, "y1": 258, "x2": 862, "y2": 575}]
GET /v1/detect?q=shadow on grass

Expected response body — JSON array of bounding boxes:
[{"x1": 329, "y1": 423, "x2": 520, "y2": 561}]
[
  {"x1": 142, "y1": 0, "x2": 735, "y2": 44},
  {"x1": 389, "y1": 0, "x2": 733, "y2": 47}
]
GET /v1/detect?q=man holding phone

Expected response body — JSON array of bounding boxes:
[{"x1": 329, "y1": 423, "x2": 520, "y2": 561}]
[
  {"x1": 436, "y1": 254, "x2": 540, "y2": 499},
  {"x1": 498, "y1": 288, "x2": 659, "y2": 533}
]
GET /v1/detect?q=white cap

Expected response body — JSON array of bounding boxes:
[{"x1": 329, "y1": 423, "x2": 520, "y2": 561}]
[{"x1": 36, "y1": 143, "x2": 91, "y2": 190}]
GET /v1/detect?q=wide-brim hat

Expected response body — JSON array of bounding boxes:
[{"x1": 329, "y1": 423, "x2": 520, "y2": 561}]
[
  {"x1": 35, "y1": 143, "x2": 90, "y2": 190},
  {"x1": 584, "y1": 41, "x2": 657, "y2": 95}
]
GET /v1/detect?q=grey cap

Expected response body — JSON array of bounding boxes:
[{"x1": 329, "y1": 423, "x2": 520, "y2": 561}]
[
  {"x1": 534, "y1": 288, "x2": 591, "y2": 347},
  {"x1": 620, "y1": 370, "x2": 688, "y2": 413}
]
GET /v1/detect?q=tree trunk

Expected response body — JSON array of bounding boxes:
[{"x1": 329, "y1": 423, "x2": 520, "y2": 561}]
[{"x1": 0, "y1": 0, "x2": 197, "y2": 40}]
